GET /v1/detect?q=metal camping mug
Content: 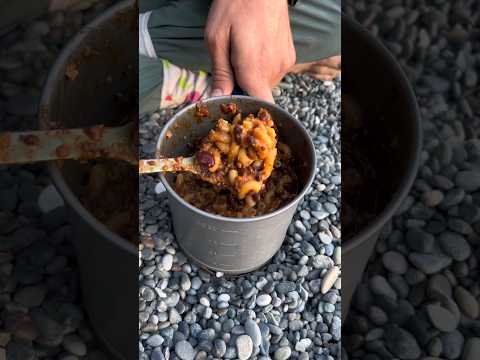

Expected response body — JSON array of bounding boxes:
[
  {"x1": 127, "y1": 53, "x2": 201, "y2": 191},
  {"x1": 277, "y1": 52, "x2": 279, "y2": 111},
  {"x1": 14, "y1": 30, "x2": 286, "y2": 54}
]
[{"x1": 158, "y1": 96, "x2": 317, "y2": 274}]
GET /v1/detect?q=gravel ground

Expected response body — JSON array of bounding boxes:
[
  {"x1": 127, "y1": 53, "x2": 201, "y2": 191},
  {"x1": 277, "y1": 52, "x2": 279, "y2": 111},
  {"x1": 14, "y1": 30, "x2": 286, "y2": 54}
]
[
  {"x1": 0, "y1": 1, "x2": 115, "y2": 359},
  {"x1": 343, "y1": 1, "x2": 480, "y2": 360},
  {"x1": 139, "y1": 76, "x2": 342, "y2": 360}
]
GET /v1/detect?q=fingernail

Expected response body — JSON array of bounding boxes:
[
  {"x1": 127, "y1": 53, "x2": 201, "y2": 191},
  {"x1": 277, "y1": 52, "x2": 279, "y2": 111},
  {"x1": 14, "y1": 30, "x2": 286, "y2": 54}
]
[{"x1": 211, "y1": 89, "x2": 223, "y2": 97}]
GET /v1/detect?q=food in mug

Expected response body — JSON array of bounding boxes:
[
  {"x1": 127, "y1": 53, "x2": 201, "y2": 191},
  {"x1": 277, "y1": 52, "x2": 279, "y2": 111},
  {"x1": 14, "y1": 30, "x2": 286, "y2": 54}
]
[
  {"x1": 193, "y1": 106, "x2": 277, "y2": 200},
  {"x1": 173, "y1": 105, "x2": 298, "y2": 217}
]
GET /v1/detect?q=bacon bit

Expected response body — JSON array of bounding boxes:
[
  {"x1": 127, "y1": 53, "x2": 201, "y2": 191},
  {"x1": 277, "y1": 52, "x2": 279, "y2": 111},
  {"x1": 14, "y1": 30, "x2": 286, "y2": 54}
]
[
  {"x1": 220, "y1": 103, "x2": 238, "y2": 114},
  {"x1": 20, "y1": 134, "x2": 40, "y2": 146},
  {"x1": 65, "y1": 63, "x2": 79, "y2": 81},
  {"x1": 55, "y1": 144, "x2": 70, "y2": 158},
  {"x1": 257, "y1": 108, "x2": 271, "y2": 122},
  {"x1": 166, "y1": 130, "x2": 173, "y2": 139},
  {"x1": 233, "y1": 125, "x2": 243, "y2": 144},
  {"x1": 196, "y1": 151, "x2": 215, "y2": 168},
  {"x1": 195, "y1": 103, "x2": 209, "y2": 117},
  {"x1": 0, "y1": 133, "x2": 11, "y2": 149},
  {"x1": 84, "y1": 125, "x2": 105, "y2": 141}
]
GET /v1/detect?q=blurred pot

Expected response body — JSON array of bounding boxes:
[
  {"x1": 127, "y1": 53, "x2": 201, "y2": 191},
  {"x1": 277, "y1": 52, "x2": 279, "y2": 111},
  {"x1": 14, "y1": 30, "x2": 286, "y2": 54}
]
[
  {"x1": 342, "y1": 16, "x2": 422, "y2": 321},
  {"x1": 40, "y1": 1, "x2": 137, "y2": 359}
]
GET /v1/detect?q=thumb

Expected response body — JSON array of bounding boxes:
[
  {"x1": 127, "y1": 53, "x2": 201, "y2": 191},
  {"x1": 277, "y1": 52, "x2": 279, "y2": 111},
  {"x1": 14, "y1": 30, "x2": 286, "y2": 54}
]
[
  {"x1": 209, "y1": 43, "x2": 235, "y2": 97},
  {"x1": 241, "y1": 80, "x2": 274, "y2": 103}
]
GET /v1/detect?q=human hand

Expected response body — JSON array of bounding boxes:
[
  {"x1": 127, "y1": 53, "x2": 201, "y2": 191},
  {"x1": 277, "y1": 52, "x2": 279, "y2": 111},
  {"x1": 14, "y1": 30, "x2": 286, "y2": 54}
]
[{"x1": 205, "y1": 0, "x2": 296, "y2": 103}]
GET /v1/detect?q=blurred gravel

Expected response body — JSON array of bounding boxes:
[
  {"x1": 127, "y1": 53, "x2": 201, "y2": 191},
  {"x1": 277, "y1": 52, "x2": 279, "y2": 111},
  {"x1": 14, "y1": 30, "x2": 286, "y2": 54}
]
[
  {"x1": 343, "y1": 1, "x2": 480, "y2": 360},
  {"x1": 139, "y1": 76, "x2": 342, "y2": 360},
  {"x1": 0, "y1": 1, "x2": 116, "y2": 359}
]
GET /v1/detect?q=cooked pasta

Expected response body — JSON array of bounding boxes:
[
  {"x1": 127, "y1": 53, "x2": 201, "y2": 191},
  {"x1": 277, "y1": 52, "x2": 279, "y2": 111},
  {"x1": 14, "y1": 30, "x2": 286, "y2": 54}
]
[
  {"x1": 174, "y1": 140, "x2": 298, "y2": 218},
  {"x1": 194, "y1": 105, "x2": 278, "y2": 200}
]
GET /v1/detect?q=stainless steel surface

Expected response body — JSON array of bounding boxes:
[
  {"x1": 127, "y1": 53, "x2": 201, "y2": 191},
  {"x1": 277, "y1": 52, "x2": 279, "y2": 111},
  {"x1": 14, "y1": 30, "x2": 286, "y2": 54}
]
[{"x1": 157, "y1": 96, "x2": 316, "y2": 274}]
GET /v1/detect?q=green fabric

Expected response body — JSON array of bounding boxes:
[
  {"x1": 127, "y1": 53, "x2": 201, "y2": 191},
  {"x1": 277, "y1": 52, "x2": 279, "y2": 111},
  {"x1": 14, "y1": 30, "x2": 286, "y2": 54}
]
[
  {"x1": 145, "y1": 0, "x2": 341, "y2": 71},
  {"x1": 139, "y1": 54, "x2": 164, "y2": 117},
  {"x1": 139, "y1": 0, "x2": 341, "y2": 116},
  {"x1": 0, "y1": 0, "x2": 50, "y2": 36}
]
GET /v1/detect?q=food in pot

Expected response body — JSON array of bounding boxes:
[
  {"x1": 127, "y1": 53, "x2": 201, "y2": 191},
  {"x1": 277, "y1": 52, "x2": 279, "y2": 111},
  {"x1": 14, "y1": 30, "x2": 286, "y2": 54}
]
[{"x1": 81, "y1": 159, "x2": 138, "y2": 242}]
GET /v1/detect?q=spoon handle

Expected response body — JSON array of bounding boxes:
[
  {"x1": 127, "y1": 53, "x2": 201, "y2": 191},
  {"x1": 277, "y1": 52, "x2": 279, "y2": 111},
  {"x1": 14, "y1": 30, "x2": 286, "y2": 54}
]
[
  {"x1": 0, "y1": 122, "x2": 135, "y2": 165},
  {"x1": 138, "y1": 156, "x2": 197, "y2": 174}
]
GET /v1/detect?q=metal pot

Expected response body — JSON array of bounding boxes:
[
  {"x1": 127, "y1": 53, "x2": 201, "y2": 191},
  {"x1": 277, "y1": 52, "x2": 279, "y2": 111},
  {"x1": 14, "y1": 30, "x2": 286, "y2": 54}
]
[
  {"x1": 40, "y1": 1, "x2": 137, "y2": 359},
  {"x1": 342, "y1": 16, "x2": 422, "y2": 321},
  {"x1": 158, "y1": 96, "x2": 316, "y2": 274}
]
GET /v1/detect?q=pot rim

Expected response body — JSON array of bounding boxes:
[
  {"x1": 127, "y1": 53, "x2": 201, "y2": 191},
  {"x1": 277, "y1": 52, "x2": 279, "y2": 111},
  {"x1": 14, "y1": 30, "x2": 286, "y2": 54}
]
[
  {"x1": 40, "y1": 0, "x2": 137, "y2": 256},
  {"x1": 343, "y1": 16, "x2": 422, "y2": 253},
  {"x1": 158, "y1": 95, "x2": 317, "y2": 223}
]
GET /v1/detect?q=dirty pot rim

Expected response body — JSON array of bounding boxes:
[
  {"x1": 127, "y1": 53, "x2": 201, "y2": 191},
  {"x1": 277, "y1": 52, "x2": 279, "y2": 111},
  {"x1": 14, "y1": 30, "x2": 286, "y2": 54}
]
[
  {"x1": 158, "y1": 95, "x2": 317, "y2": 223},
  {"x1": 343, "y1": 16, "x2": 422, "y2": 253},
  {"x1": 40, "y1": 0, "x2": 137, "y2": 256}
]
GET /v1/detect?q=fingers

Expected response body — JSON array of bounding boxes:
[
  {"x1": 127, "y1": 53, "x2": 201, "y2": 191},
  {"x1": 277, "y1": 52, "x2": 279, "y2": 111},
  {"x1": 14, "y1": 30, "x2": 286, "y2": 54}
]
[
  {"x1": 237, "y1": 74, "x2": 274, "y2": 102},
  {"x1": 309, "y1": 64, "x2": 341, "y2": 81},
  {"x1": 206, "y1": 33, "x2": 235, "y2": 97},
  {"x1": 318, "y1": 55, "x2": 341, "y2": 70}
]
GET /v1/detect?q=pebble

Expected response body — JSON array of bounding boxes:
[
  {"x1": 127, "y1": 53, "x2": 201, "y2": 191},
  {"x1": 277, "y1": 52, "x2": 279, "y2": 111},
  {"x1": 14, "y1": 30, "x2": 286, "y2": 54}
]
[
  {"x1": 426, "y1": 305, "x2": 459, "y2": 332},
  {"x1": 455, "y1": 170, "x2": 480, "y2": 192},
  {"x1": 408, "y1": 253, "x2": 452, "y2": 274},
  {"x1": 454, "y1": 286, "x2": 479, "y2": 319},
  {"x1": 406, "y1": 228, "x2": 434, "y2": 253},
  {"x1": 62, "y1": 335, "x2": 87, "y2": 356},
  {"x1": 245, "y1": 319, "x2": 261, "y2": 347},
  {"x1": 382, "y1": 251, "x2": 408, "y2": 274},
  {"x1": 147, "y1": 335, "x2": 164, "y2": 347},
  {"x1": 384, "y1": 325, "x2": 421, "y2": 360},
  {"x1": 421, "y1": 190, "x2": 444, "y2": 207},
  {"x1": 162, "y1": 254, "x2": 173, "y2": 271},
  {"x1": 295, "y1": 338, "x2": 312, "y2": 352},
  {"x1": 438, "y1": 231, "x2": 471, "y2": 261},
  {"x1": 14, "y1": 285, "x2": 47, "y2": 308},
  {"x1": 369, "y1": 275, "x2": 397, "y2": 300},
  {"x1": 274, "y1": 346, "x2": 292, "y2": 360},
  {"x1": 321, "y1": 267, "x2": 340, "y2": 294},
  {"x1": 175, "y1": 340, "x2": 195, "y2": 360},
  {"x1": 463, "y1": 338, "x2": 480, "y2": 360},
  {"x1": 256, "y1": 294, "x2": 272, "y2": 307},
  {"x1": 440, "y1": 330, "x2": 464, "y2": 359},
  {"x1": 236, "y1": 335, "x2": 253, "y2": 360}
]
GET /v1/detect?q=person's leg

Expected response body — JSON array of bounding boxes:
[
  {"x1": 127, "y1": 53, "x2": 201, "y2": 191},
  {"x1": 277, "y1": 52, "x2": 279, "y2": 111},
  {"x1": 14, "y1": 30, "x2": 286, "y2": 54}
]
[
  {"x1": 139, "y1": 0, "x2": 341, "y2": 115},
  {"x1": 145, "y1": 0, "x2": 341, "y2": 73},
  {"x1": 139, "y1": 54, "x2": 165, "y2": 117},
  {"x1": 139, "y1": 55, "x2": 212, "y2": 117},
  {"x1": 289, "y1": 0, "x2": 341, "y2": 63}
]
